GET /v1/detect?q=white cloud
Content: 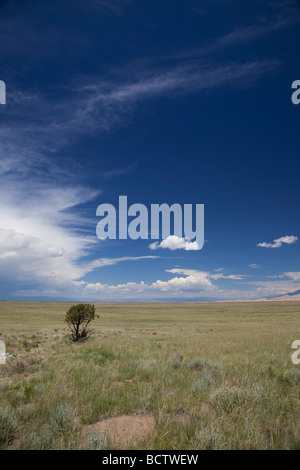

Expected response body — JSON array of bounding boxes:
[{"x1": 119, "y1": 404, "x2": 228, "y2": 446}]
[
  {"x1": 62, "y1": 267, "x2": 247, "y2": 300},
  {"x1": 88, "y1": 256, "x2": 159, "y2": 269},
  {"x1": 281, "y1": 272, "x2": 300, "y2": 281},
  {"x1": 0, "y1": 171, "x2": 163, "y2": 297},
  {"x1": 47, "y1": 246, "x2": 65, "y2": 257},
  {"x1": 79, "y1": 270, "x2": 215, "y2": 298},
  {"x1": 249, "y1": 264, "x2": 261, "y2": 268},
  {"x1": 13, "y1": 260, "x2": 300, "y2": 301},
  {"x1": 210, "y1": 272, "x2": 247, "y2": 281},
  {"x1": 257, "y1": 235, "x2": 298, "y2": 248},
  {"x1": 152, "y1": 269, "x2": 214, "y2": 291},
  {"x1": 0, "y1": 182, "x2": 162, "y2": 293},
  {"x1": 0, "y1": 186, "x2": 96, "y2": 285},
  {"x1": 149, "y1": 235, "x2": 200, "y2": 251}
]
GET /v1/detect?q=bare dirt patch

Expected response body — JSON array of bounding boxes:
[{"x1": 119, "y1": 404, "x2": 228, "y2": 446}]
[{"x1": 82, "y1": 414, "x2": 155, "y2": 448}]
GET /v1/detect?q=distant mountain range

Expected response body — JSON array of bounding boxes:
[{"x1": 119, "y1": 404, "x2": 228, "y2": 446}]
[
  {"x1": 250, "y1": 289, "x2": 300, "y2": 302},
  {"x1": 3, "y1": 291, "x2": 300, "y2": 303}
]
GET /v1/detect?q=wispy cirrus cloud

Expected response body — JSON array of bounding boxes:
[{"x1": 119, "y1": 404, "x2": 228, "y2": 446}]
[
  {"x1": 68, "y1": 59, "x2": 279, "y2": 136},
  {"x1": 1, "y1": 58, "x2": 280, "y2": 190},
  {"x1": 87, "y1": 256, "x2": 159, "y2": 270},
  {"x1": 5, "y1": 56, "x2": 281, "y2": 147},
  {"x1": 160, "y1": 16, "x2": 299, "y2": 63},
  {"x1": 257, "y1": 235, "x2": 298, "y2": 248},
  {"x1": 212, "y1": 16, "x2": 299, "y2": 48},
  {"x1": 85, "y1": 0, "x2": 132, "y2": 14},
  {"x1": 1, "y1": 8, "x2": 285, "y2": 178}
]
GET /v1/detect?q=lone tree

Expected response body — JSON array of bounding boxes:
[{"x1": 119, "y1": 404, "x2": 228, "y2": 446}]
[{"x1": 65, "y1": 304, "x2": 97, "y2": 342}]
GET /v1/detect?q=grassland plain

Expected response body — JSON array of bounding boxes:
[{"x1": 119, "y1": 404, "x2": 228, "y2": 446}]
[{"x1": 0, "y1": 301, "x2": 300, "y2": 450}]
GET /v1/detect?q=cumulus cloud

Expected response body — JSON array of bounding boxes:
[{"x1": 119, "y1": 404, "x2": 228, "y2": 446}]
[
  {"x1": 257, "y1": 235, "x2": 298, "y2": 248},
  {"x1": 151, "y1": 268, "x2": 214, "y2": 291},
  {"x1": 67, "y1": 267, "x2": 247, "y2": 300},
  {"x1": 79, "y1": 271, "x2": 214, "y2": 298},
  {"x1": 13, "y1": 260, "x2": 300, "y2": 301},
  {"x1": 149, "y1": 235, "x2": 200, "y2": 251}
]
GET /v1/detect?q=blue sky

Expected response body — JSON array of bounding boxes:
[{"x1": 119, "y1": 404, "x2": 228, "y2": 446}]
[{"x1": 0, "y1": 0, "x2": 299, "y2": 301}]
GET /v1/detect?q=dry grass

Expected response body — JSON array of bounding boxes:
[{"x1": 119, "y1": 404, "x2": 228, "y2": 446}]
[{"x1": 0, "y1": 301, "x2": 300, "y2": 449}]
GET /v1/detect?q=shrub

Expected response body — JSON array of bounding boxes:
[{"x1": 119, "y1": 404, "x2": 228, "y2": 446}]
[
  {"x1": 187, "y1": 357, "x2": 218, "y2": 371},
  {"x1": 20, "y1": 431, "x2": 54, "y2": 450},
  {"x1": 283, "y1": 369, "x2": 300, "y2": 385},
  {"x1": 134, "y1": 358, "x2": 157, "y2": 368},
  {"x1": 65, "y1": 304, "x2": 97, "y2": 342},
  {"x1": 191, "y1": 368, "x2": 220, "y2": 393},
  {"x1": 0, "y1": 406, "x2": 18, "y2": 446},
  {"x1": 171, "y1": 358, "x2": 182, "y2": 369},
  {"x1": 261, "y1": 365, "x2": 276, "y2": 378},
  {"x1": 84, "y1": 430, "x2": 107, "y2": 450},
  {"x1": 191, "y1": 427, "x2": 227, "y2": 450},
  {"x1": 171, "y1": 353, "x2": 184, "y2": 369},
  {"x1": 210, "y1": 386, "x2": 249, "y2": 413},
  {"x1": 251, "y1": 383, "x2": 264, "y2": 399},
  {"x1": 49, "y1": 403, "x2": 77, "y2": 436}
]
